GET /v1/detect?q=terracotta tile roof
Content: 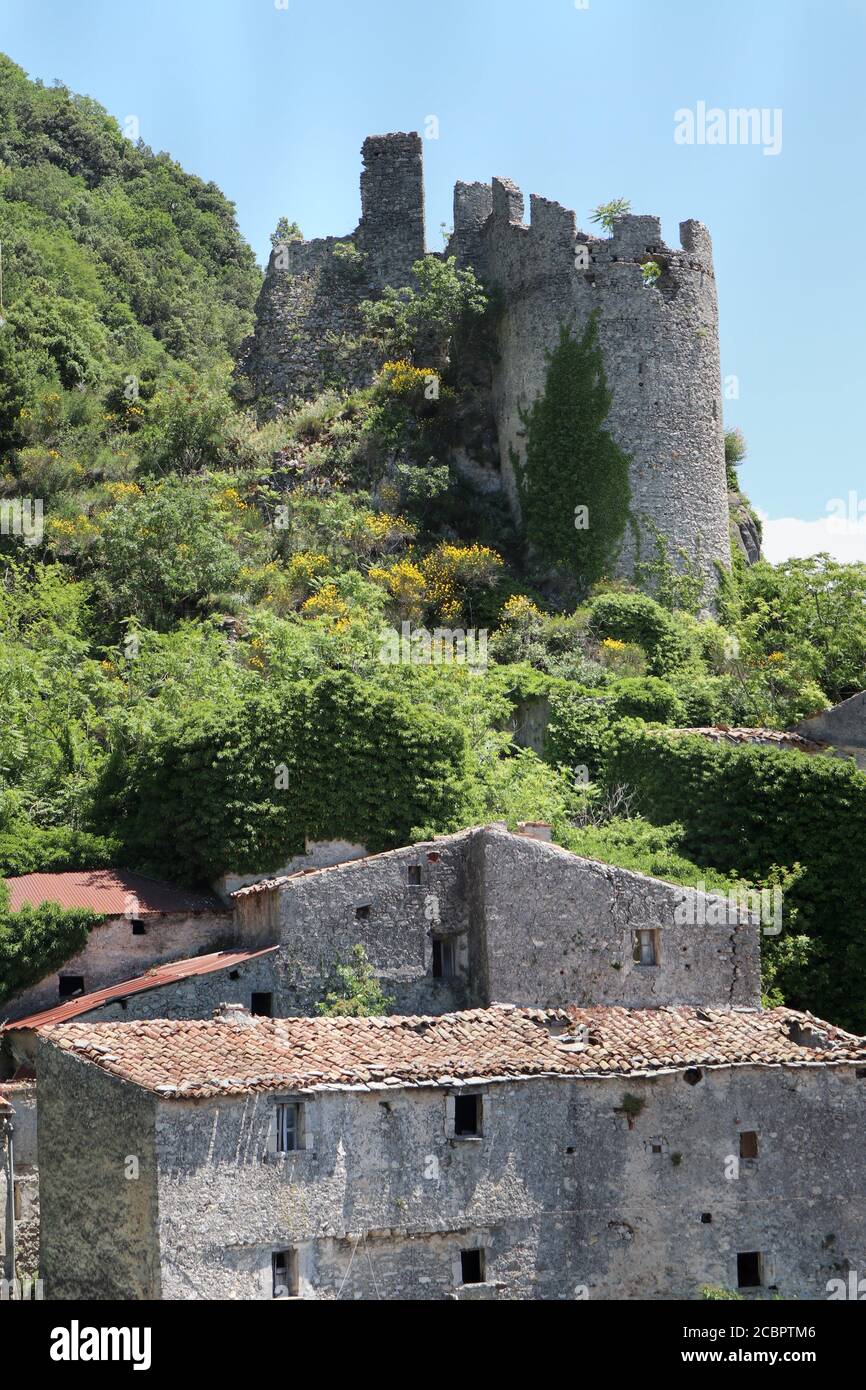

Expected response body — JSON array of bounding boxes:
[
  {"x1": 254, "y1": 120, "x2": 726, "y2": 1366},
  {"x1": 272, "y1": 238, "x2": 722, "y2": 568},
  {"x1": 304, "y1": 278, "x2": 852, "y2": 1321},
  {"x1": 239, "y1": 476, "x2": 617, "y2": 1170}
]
[
  {"x1": 4, "y1": 869, "x2": 227, "y2": 916},
  {"x1": 676, "y1": 727, "x2": 828, "y2": 754},
  {"x1": 4, "y1": 947, "x2": 278, "y2": 1032},
  {"x1": 38, "y1": 1005, "x2": 866, "y2": 1100}
]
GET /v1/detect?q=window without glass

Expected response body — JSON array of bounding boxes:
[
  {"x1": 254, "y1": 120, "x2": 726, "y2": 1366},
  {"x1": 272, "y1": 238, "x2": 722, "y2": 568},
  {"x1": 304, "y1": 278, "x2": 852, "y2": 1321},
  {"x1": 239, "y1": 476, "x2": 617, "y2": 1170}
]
[
  {"x1": 251, "y1": 992, "x2": 273, "y2": 1017},
  {"x1": 58, "y1": 975, "x2": 85, "y2": 999},
  {"x1": 454, "y1": 1093, "x2": 482, "y2": 1137},
  {"x1": 272, "y1": 1249, "x2": 299, "y2": 1297},
  {"x1": 632, "y1": 929, "x2": 660, "y2": 967},
  {"x1": 432, "y1": 937, "x2": 455, "y2": 979},
  {"x1": 407, "y1": 865, "x2": 422, "y2": 885},
  {"x1": 737, "y1": 1251, "x2": 763, "y2": 1289},
  {"x1": 460, "y1": 1249, "x2": 485, "y2": 1285},
  {"x1": 739, "y1": 1131, "x2": 759, "y2": 1159}
]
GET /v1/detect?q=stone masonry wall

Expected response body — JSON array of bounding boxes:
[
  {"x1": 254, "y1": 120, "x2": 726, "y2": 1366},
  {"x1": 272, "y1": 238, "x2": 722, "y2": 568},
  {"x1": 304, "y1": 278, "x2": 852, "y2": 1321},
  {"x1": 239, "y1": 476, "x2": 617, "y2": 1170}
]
[
  {"x1": 473, "y1": 185, "x2": 730, "y2": 599},
  {"x1": 37, "y1": 1039, "x2": 160, "y2": 1299},
  {"x1": 1, "y1": 909, "x2": 236, "y2": 1024},
  {"x1": 236, "y1": 134, "x2": 424, "y2": 404},
  {"x1": 473, "y1": 829, "x2": 760, "y2": 1010},
  {"x1": 151, "y1": 1061, "x2": 866, "y2": 1300}
]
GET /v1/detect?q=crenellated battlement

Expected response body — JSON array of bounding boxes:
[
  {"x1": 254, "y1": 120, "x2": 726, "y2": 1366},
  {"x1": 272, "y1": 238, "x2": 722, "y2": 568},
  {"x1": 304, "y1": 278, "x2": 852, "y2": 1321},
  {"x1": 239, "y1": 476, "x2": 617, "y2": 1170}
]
[{"x1": 237, "y1": 134, "x2": 731, "y2": 600}]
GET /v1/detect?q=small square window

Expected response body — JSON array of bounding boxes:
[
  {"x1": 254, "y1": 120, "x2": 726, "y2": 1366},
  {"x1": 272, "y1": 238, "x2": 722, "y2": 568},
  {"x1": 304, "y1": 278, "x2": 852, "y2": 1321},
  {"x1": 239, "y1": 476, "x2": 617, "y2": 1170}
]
[
  {"x1": 58, "y1": 975, "x2": 85, "y2": 999},
  {"x1": 251, "y1": 992, "x2": 273, "y2": 1017},
  {"x1": 355, "y1": 903, "x2": 371, "y2": 921},
  {"x1": 739, "y1": 1131, "x2": 759, "y2": 1159},
  {"x1": 460, "y1": 1249, "x2": 485, "y2": 1285},
  {"x1": 432, "y1": 937, "x2": 455, "y2": 979},
  {"x1": 131, "y1": 919, "x2": 145, "y2": 936},
  {"x1": 737, "y1": 1251, "x2": 763, "y2": 1289},
  {"x1": 272, "y1": 1249, "x2": 298, "y2": 1298},
  {"x1": 651, "y1": 1143, "x2": 662, "y2": 1155},
  {"x1": 701, "y1": 1213, "x2": 713, "y2": 1225},
  {"x1": 633, "y1": 929, "x2": 660, "y2": 967},
  {"x1": 407, "y1": 865, "x2": 422, "y2": 886},
  {"x1": 454, "y1": 1093, "x2": 481, "y2": 1137}
]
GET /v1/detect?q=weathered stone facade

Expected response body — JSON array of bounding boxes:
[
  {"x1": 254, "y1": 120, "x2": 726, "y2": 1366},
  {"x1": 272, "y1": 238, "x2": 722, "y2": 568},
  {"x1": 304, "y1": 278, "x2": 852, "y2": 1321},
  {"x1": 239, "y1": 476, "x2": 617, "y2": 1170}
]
[
  {"x1": 35, "y1": 1006, "x2": 866, "y2": 1301},
  {"x1": 237, "y1": 133, "x2": 731, "y2": 598},
  {"x1": 1, "y1": 907, "x2": 237, "y2": 1025},
  {"x1": 233, "y1": 827, "x2": 759, "y2": 1015}
]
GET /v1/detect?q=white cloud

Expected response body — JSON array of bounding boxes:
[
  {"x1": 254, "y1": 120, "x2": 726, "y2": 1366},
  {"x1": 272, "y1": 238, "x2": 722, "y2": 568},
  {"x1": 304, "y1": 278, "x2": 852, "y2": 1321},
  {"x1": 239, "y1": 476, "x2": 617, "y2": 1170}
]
[{"x1": 759, "y1": 513, "x2": 866, "y2": 565}]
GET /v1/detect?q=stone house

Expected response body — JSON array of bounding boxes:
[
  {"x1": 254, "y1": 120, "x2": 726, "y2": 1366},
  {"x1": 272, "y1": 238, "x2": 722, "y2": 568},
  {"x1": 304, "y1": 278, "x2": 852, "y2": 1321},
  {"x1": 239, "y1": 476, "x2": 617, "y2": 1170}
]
[
  {"x1": 1, "y1": 870, "x2": 240, "y2": 1023},
  {"x1": 36, "y1": 1002, "x2": 866, "y2": 1301},
  {"x1": 231, "y1": 825, "x2": 760, "y2": 1017},
  {"x1": 1, "y1": 946, "x2": 278, "y2": 1073}
]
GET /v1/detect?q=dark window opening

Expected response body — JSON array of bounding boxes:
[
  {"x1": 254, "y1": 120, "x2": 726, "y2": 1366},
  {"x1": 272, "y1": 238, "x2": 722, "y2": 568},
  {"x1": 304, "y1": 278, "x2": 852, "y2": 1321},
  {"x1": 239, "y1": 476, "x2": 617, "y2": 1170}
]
[
  {"x1": 684, "y1": 1068, "x2": 703, "y2": 1086},
  {"x1": 272, "y1": 1249, "x2": 298, "y2": 1298},
  {"x1": 432, "y1": 937, "x2": 455, "y2": 979},
  {"x1": 228, "y1": 970, "x2": 240, "y2": 981},
  {"x1": 651, "y1": 1144, "x2": 662, "y2": 1155},
  {"x1": 460, "y1": 1249, "x2": 484, "y2": 1285},
  {"x1": 427, "y1": 851, "x2": 441, "y2": 864},
  {"x1": 407, "y1": 865, "x2": 422, "y2": 886},
  {"x1": 701, "y1": 1213, "x2": 713, "y2": 1225},
  {"x1": 739, "y1": 1131, "x2": 759, "y2": 1159},
  {"x1": 737, "y1": 1251, "x2": 763, "y2": 1289},
  {"x1": 251, "y1": 992, "x2": 273, "y2": 1017},
  {"x1": 857, "y1": 1069, "x2": 866, "y2": 1080},
  {"x1": 355, "y1": 904, "x2": 371, "y2": 921},
  {"x1": 58, "y1": 975, "x2": 85, "y2": 999},
  {"x1": 131, "y1": 919, "x2": 145, "y2": 936},
  {"x1": 454, "y1": 1093, "x2": 481, "y2": 1137}
]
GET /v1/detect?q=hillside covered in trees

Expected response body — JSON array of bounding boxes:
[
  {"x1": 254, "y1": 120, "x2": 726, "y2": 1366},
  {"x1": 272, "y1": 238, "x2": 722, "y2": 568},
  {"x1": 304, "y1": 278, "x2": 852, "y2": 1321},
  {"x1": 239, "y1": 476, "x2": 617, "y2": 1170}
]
[{"x1": 3, "y1": 56, "x2": 866, "y2": 1027}]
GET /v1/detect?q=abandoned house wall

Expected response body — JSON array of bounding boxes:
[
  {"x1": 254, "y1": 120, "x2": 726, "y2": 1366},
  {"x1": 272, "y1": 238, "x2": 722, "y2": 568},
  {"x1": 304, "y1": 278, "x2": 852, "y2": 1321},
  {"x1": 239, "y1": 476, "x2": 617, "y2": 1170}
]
[
  {"x1": 249, "y1": 832, "x2": 475, "y2": 1017},
  {"x1": 471, "y1": 829, "x2": 760, "y2": 1010},
  {"x1": 1, "y1": 909, "x2": 236, "y2": 1024},
  {"x1": 146, "y1": 1061, "x2": 866, "y2": 1300},
  {"x1": 36, "y1": 1038, "x2": 160, "y2": 1300}
]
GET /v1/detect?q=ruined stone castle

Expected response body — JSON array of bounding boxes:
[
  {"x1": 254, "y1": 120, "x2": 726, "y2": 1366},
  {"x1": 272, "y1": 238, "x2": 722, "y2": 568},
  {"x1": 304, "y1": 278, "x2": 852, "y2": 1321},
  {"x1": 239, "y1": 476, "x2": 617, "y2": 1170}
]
[{"x1": 237, "y1": 133, "x2": 732, "y2": 598}]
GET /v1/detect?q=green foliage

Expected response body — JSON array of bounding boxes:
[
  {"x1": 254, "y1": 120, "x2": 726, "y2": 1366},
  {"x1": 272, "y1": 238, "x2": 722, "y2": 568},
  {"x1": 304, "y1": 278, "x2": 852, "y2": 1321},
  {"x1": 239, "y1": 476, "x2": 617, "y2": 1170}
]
[
  {"x1": 725, "y1": 427, "x2": 748, "y2": 489},
  {"x1": 515, "y1": 318, "x2": 631, "y2": 591},
  {"x1": 702, "y1": 1286, "x2": 745, "y2": 1301},
  {"x1": 603, "y1": 723, "x2": 866, "y2": 1029},
  {"x1": 545, "y1": 688, "x2": 611, "y2": 779},
  {"x1": 563, "y1": 818, "x2": 740, "y2": 895},
  {"x1": 607, "y1": 677, "x2": 685, "y2": 725},
  {"x1": 92, "y1": 479, "x2": 241, "y2": 630},
  {"x1": 93, "y1": 670, "x2": 468, "y2": 883},
  {"x1": 136, "y1": 377, "x2": 235, "y2": 477},
  {"x1": 0, "y1": 883, "x2": 104, "y2": 1001},
  {"x1": 0, "y1": 820, "x2": 119, "y2": 877},
  {"x1": 590, "y1": 199, "x2": 631, "y2": 232},
  {"x1": 316, "y1": 944, "x2": 394, "y2": 1017},
  {"x1": 359, "y1": 255, "x2": 487, "y2": 364},
  {"x1": 0, "y1": 325, "x2": 40, "y2": 452},
  {"x1": 737, "y1": 556, "x2": 866, "y2": 703},
  {"x1": 588, "y1": 591, "x2": 691, "y2": 677}
]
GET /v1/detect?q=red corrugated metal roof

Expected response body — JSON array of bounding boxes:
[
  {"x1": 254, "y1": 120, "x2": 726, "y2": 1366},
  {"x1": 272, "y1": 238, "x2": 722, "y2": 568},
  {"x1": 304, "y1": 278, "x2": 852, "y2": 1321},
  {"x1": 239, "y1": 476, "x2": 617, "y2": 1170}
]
[
  {"x1": 4, "y1": 869, "x2": 227, "y2": 916},
  {"x1": 3, "y1": 947, "x2": 277, "y2": 1031}
]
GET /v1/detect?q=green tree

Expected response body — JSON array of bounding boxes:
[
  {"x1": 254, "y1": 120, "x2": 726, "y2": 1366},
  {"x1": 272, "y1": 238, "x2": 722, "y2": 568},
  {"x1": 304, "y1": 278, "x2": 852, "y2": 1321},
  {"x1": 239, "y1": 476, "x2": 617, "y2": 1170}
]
[
  {"x1": 92, "y1": 479, "x2": 240, "y2": 630},
  {"x1": 515, "y1": 318, "x2": 631, "y2": 591},
  {"x1": 316, "y1": 944, "x2": 394, "y2": 1017}
]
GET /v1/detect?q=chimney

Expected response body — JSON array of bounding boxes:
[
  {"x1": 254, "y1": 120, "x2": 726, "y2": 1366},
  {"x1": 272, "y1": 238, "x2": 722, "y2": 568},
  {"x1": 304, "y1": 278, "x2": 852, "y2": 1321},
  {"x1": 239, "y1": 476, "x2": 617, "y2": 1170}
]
[{"x1": 516, "y1": 821, "x2": 553, "y2": 843}]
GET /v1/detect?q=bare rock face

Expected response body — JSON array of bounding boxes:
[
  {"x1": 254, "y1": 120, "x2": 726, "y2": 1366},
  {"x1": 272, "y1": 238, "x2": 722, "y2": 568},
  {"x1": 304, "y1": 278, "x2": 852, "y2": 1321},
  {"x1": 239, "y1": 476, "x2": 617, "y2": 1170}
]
[{"x1": 729, "y1": 489, "x2": 763, "y2": 565}]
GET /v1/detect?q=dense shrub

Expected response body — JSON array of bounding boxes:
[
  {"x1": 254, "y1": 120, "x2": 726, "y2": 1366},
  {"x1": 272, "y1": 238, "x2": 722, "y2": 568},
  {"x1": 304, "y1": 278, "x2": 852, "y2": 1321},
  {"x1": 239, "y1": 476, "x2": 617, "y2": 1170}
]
[
  {"x1": 0, "y1": 884, "x2": 104, "y2": 1002},
  {"x1": 588, "y1": 591, "x2": 691, "y2": 677},
  {"x1": 93, "y1": 670, "x2": 468, "y2": 883},
  {"x1": 603, "y1": 723, "x2": 866, "y2": 1029},
  {"x1": 607, "y1": 677, "x2": 685, "y2": 725}
]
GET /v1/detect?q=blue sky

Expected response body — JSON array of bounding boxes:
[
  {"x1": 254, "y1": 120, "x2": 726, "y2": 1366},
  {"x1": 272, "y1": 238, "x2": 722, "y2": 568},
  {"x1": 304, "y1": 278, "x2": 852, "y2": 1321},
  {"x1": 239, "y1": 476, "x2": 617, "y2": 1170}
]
[{"x1": 2, "y1": 0, "x2": 865, "y2": 558}]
